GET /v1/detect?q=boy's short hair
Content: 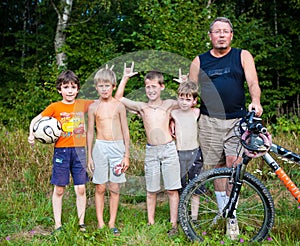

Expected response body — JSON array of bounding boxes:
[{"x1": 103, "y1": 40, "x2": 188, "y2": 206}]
[
  {"x1": 94, "y1": 68, "x2": 117, "y2": 86},
  {"x1": 177, "y1": 81, "x2": 198, "y2": 99},
  {"x1": 56, "y1": 70, "x2": 80, "y2": 91},
  {"x1": 144, "y1": 71, "x2": 164, "y2": 85}
]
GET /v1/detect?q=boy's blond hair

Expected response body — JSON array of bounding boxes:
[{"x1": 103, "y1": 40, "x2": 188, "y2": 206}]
[
  {"x1": 177, "y1": 81, "x2": 198, "y2": 99},
  {"x1": 94, "y1": 68, "x2": 117, "y2": 86}
]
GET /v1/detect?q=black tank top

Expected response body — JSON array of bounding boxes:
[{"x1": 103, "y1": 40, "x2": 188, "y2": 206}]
[{"x1": 199, "y1": 48, "x2": 247, "y2": 119}]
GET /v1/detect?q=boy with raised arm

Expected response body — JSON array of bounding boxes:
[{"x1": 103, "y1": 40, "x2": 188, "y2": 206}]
[
  {"x1": 87, "y1": 67, "x2": 130, "y2": 236},
  {"x1": 114, "y1": 63, "x2": 181, "y2": 236}
]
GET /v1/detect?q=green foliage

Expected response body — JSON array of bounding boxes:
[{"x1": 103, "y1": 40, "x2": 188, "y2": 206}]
[
  {"x1": 0, "y1": 0, "x2": 299, "y2": 130},
  {"x1": 270, "y1": 114, "x2": 300, "y2": 136},
  {"x1": 64, "y1": 25, "x2": 118, "y2": 80},
  {"x1": 0, "y1": 61, "x2": 61, "y2": 128},
  {"x1": 1, "y1": 125, "x2": 300, "y2": 245},
  {"x1": 128, "y1": 0, "x2": 213, "y2": 58},
  {"x1": 127, "y1": 113, "x2": 146, "y2": 144},
  {"x1": 0, "y1": 1, "x2": 300, "y2": 244}
]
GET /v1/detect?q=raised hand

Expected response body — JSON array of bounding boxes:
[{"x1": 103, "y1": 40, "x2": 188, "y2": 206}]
[
  {"x1": 123, "y1": 62, "x2": 138, "y2": 78},
  {"x1": 105, "y1": 64, "x2": 115, "y2": 70},
  {"x1": 173, "y1": 68, "x2": 189, "y2": 83}
]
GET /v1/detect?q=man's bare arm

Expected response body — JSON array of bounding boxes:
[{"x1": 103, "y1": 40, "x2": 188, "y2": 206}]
[
  {"x1": 241, "y1": 50, "x2": 263, "y2": 116},
  {"x1": 189, "y1": 56, "x2": 200, "y2": 84}
]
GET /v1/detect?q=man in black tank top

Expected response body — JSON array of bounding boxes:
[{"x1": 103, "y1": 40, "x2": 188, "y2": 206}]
[{"x1": 189, "y1": 17, "x2": 263, "y2": 240}]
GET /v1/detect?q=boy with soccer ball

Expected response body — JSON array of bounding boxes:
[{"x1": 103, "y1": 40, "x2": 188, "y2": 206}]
[{"x1": 28, "y1": 70, "x2": 93, "y2": 233}]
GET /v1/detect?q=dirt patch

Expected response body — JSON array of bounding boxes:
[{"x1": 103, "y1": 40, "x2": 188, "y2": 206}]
[{"x1": 5, "y1": 225, "x2": 51, "y2": 242}]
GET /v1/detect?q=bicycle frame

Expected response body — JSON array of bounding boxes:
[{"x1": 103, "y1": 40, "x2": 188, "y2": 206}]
[
  {"x1": 225, "y1": 135, "x2": 300, "y2": 219},
  {"x1": 264, "y1": 143, "x2": 300, "y2": 202}
]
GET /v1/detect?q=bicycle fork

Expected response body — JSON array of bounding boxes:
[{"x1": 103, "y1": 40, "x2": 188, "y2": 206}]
[
  {"x1": 263, "y1": 153, "x2": 300, "y2": 203},
  {"x1": 222, "y1": 154, "x2": 252, "y2": 218},
  {"x1": 223, "y1": 152, "x2": 300, "y2": 220}
]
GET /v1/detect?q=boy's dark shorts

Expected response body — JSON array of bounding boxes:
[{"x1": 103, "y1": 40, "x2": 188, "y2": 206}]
[{"x1": 51, "y1": 147, "x2": 89, "y2": 186}]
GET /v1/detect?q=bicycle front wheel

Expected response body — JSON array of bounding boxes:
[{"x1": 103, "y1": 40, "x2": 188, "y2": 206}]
[{"x1": 179, "y1": 167, "x2": 275, "y2": 242}]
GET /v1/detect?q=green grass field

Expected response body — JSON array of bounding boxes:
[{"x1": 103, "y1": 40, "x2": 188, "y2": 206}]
[{"x1": 0, "y1": 127, "x2": 299, "y2": 245}]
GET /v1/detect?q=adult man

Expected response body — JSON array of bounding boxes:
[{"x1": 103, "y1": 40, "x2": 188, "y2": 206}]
[{"x1": 189, "y1": 17, "x2": 263, "y2": 240}]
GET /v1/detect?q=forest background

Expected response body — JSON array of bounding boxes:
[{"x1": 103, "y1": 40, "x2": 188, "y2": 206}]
[
  {"x1": 1, "y1": 0, "x2": 300, "y2": 133},
  {"x1": 1, "y1": 1, "x2": 300, "y2": 245}
]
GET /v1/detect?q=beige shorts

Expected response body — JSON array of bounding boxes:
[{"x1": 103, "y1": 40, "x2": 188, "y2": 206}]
[
  {"x1": 145, "y1": 141, "x2": 181, "y2": 192},
  {"x1": 198, "y1": 115, "x2": 243, "y2": 169}
]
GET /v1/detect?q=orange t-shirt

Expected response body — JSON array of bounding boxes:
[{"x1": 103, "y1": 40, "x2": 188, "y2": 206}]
[{"x1": 41, "y1": 99, "x2": 93, "y2": 147}]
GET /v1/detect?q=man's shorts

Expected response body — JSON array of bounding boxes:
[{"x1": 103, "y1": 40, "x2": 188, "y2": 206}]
[
  {"x1": 92, "y1": 140, "x2": 126, "y2": 184},
  {"x1": 145, "y1": 141, "x2": 181, "y2": 192},
  {"x1": 198, "y1": 115, "x2": 243, "y2": 169},
  {"x1": 51, "y1": 147, "x2": 89, "y2": 186}
]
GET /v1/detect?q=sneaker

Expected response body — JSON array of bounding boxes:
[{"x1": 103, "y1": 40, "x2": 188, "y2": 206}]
[
  {"x1": 110, "y1": 227, "x2": 120, "y2": 236},
  {"x1": 226, "y1": 218, "x2": 239, "y2": 240}
]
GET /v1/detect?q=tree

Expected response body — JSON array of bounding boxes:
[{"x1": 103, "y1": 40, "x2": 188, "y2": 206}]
[
  {"x1": 0, "y1": 0, "x2": 299, "y2": 128},
  {"x1": 51, "y1": 0, "x2": 73, "y2": 68}
]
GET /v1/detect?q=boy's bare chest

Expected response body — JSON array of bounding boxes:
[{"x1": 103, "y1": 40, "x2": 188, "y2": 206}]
[
  {"x1": 142, "y1": 107, "x2": 170, "y2": 124},
  {"x1": 96, "y1": 103, "x2": 119, "y2": 120}
]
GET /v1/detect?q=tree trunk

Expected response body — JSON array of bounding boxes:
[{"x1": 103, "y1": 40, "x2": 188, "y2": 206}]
[{"x1": 52, "y1": 0, "x2": 73, "y2": 68}]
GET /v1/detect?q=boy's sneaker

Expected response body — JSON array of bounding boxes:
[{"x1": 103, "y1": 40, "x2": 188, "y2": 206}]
[{"x1": 226, "y1": 218, "x2": 239, "y2": 240}]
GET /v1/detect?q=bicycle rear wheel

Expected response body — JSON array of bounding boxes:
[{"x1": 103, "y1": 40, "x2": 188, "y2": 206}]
[{"x1": 179, "y1": 167, "x2": 275, "y2": 242}]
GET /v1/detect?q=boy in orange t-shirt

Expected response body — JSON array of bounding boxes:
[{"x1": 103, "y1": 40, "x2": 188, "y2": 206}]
[{"x1": 28, "y1": 70, "x2": 93, "y2": 233}]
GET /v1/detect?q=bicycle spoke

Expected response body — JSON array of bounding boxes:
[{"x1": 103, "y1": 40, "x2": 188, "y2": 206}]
[{"x1": 179, "y1": 168, "x2": 274, "y2": 242}]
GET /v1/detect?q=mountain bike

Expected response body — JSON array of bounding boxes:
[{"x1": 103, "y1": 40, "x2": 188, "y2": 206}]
[{"x1": 178, "y1": 111, "x2": 300, "y2": 242}]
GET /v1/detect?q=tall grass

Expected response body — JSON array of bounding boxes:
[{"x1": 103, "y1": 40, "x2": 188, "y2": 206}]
[{"x1": 0, "y1": 126, "x2": 299, "y2": 245}]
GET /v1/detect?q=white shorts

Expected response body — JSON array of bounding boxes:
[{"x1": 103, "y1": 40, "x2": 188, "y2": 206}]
[{"x1": 92, "y1": 140, "x2": 126, "y2": 184}]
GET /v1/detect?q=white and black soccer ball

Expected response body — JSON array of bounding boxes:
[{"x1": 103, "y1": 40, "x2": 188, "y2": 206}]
[{"x1": 33, "y1": 116, "x2": 62, "y2": 144}]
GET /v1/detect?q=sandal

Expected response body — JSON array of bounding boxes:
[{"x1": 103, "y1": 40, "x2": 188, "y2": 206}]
[
  {"x1": 79, "y1": 224, "x2": 87, "y2": 232},
  {"x1": 167, "y1": 227, "x2": 178, "y2": 237},
  {"x1": 110, "y1": 227, "x2": 120, "y2": 236},
  {"x1": 51, "y1": 226, "x2": 62, "y2": 235}
]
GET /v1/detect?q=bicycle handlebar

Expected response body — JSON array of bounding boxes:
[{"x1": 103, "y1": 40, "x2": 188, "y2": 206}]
[
  {"x1": 240, "y1": 111, "x2": 272, "y2": 157},
  {"x1": 245, "y1": 110, "x2": 267, "y2": 134}
]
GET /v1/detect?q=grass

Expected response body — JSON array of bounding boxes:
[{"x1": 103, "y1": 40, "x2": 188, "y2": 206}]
[{"x1": 0, "y1": 126, "x2": 299, "y2": 245}]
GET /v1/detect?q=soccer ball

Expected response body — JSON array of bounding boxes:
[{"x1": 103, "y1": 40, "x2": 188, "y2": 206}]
[{"x1": 33, "y1": 116, "x2": 62, "y2": 144}]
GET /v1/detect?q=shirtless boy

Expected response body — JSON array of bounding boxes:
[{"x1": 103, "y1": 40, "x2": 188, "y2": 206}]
[
  {"x1": 114, "y1": 63, "x2": 181, "y2": 236},
  {"x1": 170, "y1": 81, "x2": 203, "y2": 220},
  {"x1": 87, "y1": 67, "x2": 130, "y2": 236}
]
